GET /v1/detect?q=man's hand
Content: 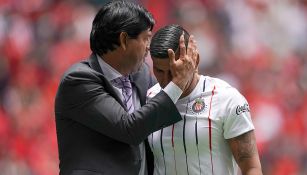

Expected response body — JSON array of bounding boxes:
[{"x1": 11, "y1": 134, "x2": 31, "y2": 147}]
[{"x1": 168, "y1": 33, "x2": 198, "y2": 91}]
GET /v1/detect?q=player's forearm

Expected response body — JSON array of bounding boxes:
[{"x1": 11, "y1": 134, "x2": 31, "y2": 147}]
[
  {"x1": 242, "y1": 167, "x2": 263, "y2": 175},
  {"x1": 228, "y1": 131, "x2": 263, "y2": 175},
  {"x1": 239, "y1": 158, "x2": 262, "y2": 175}
]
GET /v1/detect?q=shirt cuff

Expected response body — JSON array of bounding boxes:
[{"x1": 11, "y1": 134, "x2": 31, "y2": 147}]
[{"x1": 162, "y1": 81, "x2": 183, "y2": 103}]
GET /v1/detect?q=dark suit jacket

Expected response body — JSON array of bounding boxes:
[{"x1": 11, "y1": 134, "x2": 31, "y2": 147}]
[{"x1": 54, "y1": 54, "x2": 181, "y2": 175}]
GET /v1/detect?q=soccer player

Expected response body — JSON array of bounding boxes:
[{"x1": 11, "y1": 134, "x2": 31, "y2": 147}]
[{"x1": 147, "y1": 24, "x2": 263, "y2": 175}]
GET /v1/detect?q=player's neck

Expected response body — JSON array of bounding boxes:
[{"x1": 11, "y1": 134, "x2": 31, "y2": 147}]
[{"x1": 180, "y1": 73, "x2": 200, "y2": 99}]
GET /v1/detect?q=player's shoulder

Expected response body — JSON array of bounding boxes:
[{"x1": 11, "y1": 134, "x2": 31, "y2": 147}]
[
  {"x1": 204, "y1": 76, "x2": 244, "y2": 101},
  {"x1": 205, "y1": 76, "x2": 231, "y2": 88},
  {"x1": 147, "y1": 83, "x2": 161, "y2": 99},
  {"x1": 204, "y1": 76, "x2": 232, "y2": 92}
]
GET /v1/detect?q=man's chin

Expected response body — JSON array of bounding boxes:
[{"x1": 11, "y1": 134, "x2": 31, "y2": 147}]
[
  {"x1": 131, "y1": 59, "x2": 145, "y2": 74},
  {"x1": 131, "y1": 65, "x2": 142, "y2": 74}
]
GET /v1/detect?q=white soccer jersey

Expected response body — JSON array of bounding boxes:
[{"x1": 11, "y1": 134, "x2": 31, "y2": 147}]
[{"x1": 147, "y1": 75, "x2": 255, "y2": 175}]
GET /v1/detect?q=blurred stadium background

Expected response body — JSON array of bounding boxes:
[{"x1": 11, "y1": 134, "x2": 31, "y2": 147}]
[{"x1": 0, "y1": 0, "x2": 306, "y2": 174}]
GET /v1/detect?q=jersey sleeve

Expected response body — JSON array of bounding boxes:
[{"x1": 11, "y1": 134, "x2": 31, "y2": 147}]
[
  {"x1": 146, "y1": 83, "x2": 162, "y2": 102},
  {"x1": 223, "y1": 88, "x2": 255, "y2": 139}
]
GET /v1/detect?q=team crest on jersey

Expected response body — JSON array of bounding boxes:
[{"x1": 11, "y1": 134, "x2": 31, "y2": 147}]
[{"x1": 189, "y1": 97, "x2": 207, "y2": 114}]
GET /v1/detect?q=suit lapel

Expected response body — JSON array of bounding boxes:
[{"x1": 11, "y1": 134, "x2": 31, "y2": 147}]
[
  {"x1": 88, "y1": 53, "x2": 127, "y2": 110},
  {"x1": 131, "y1": 65, "x2": 147, "y2": 106}
]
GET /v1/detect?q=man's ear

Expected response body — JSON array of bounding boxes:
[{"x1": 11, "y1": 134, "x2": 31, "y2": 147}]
[{"x1": 119, "y1": 32, "x2": 128, "y2": 50}]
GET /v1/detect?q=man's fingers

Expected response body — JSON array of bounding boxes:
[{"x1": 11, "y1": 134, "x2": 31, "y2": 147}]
[
  {"x1": 190, "y1": 37, "x2": 198, "y2": 69},
  {"x1": 187, "y1": 35, "x2": 197, "y2": 57},
  {"x1": 191, "y1": 36, "x2": 197, "y2": 52},
  {"x1": 179, "y1": 33, "x2": 186, "y2": 59},
  {"x1": 168, "y1": 49, "x2": 176, "y2": 64},
  {"x1": 187, "y1": 35, "x2": 193, "y2": 56},
  {"x1": 192, "y1": 49, "x2": 198, "y2": 70},
  {"x1": 193, "y1": 42, "x2": 198, "y2": 68}
]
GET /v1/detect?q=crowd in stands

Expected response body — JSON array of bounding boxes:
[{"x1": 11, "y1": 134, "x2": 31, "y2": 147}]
[{"x1": 0, "y1": 0, "x2": 306, "y2": 174}]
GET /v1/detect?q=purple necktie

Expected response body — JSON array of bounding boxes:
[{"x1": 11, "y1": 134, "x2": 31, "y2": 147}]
[{"x1": 111, "y1": 76, "x2": 134, "y2": 114}]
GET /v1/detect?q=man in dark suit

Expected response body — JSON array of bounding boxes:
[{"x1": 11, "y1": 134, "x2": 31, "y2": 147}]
[{"x1": 54, "y1": 1, "x2": 198, "y2": 175}]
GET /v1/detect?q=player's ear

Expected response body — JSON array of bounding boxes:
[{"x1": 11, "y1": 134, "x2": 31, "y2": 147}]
[{"x1": 119, "y1": 32, "x2": 128, "y2": 50}]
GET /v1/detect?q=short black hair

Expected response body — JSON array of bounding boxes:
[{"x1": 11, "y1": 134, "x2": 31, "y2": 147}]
[
  {"x1": 90, "y1": 1, "x2": 155, "y2": 55},
  {"x1": 150, "y1": 24, "x2": 190, "y2": 59}
]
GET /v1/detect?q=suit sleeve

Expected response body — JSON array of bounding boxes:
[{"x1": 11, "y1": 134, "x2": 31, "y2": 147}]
[{"x1": 55, "y1": 65, "x2": 181, "y2": 145}]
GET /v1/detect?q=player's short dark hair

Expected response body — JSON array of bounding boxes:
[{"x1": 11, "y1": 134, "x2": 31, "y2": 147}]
[
  {"x1": 90, "y1": 1, "x2": 155, "y2": 55},
  {"x1": 150, "y1": 24, "x2": 190, "y2": 59}
]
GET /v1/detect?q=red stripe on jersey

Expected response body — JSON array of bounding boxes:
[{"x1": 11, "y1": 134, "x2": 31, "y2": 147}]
[{"x1": 208, "y1": 85, "x2": 216, "y2": 175}]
